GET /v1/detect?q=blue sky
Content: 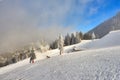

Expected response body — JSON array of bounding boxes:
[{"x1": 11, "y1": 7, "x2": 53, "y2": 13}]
[
  {"x1": 0, "y1": 0, "x2": 120, "y2": 33},
  {"x1": 64, "y1": 0, "x2": 120, "y2": 32}
]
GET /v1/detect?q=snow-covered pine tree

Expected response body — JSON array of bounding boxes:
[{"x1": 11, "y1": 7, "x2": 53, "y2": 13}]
[
  {"x1": 58, "y1": 34, "x2": 64, "y2": 55},
  {"x1": 50, "y1": 39, "x2": 58, "y2": 49},
  {"x1": 92, "y1": 32, "x2": 96, "y2": 40},
  {"x1": 54, "y1": 39, "x2": 58, "y2": 49},
  {"x1": 83, "y1": 33, "x2": 92, "y2": 40},
  {"x1": 75, "y1": 32, "x2": 81, "y2": 43},
  {"x1": 64, "y1": 33, "x2": 71, "y2": 46},
  {"x1": 70, "y1": 33, "x2": 75, "y2": 45},
  {"x1": 79, "y1": 31, "x2": 83, "y2": 40}
]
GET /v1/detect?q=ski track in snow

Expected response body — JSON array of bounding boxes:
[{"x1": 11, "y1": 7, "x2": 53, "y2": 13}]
[{"x1": 0, "y1": 30, "x2": 120, "y2": 80}]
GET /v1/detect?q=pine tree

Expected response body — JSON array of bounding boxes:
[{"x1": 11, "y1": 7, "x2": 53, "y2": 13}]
[
  {"x1": 64, "y1": 33, "x2": 71, "y2": 46},
  {"x1": 58, "y1": 35, "x2": 64, "y2": 55},
  {"x1": 92, "y1": 32, "x2": 96, "y2": 40},
  {"x1": 50, "y1": 39, "x2": 58, "y2": 49},
  {"x1": 70, "y1": 33, "x2": 75, "y2": 45},
  {"x1": 83, "y1": 33, "x2": 92, "y2": 40},
  {"x1": 75, "y1": 32, "x2": 81, "y2": 43},
  {"x1": 79, "y1": 32, "x2": 83, "y2": 40}
]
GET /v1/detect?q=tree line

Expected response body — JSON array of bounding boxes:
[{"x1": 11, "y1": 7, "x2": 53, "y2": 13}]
[{"x1": 50, "y1": 31, "x2": 95, "y2": 49}]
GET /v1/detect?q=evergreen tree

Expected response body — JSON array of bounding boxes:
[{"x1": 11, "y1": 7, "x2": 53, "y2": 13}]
[
  {"x1": 70, "y1": 33, "x2": 75, "y2": 45},
  {"x1": 75, "y1": 32, "x2": 81, "y2": 43},
  {"x1": 79, "y1": 32, "x2": 83, "y2": 40},
  {"x1": 58, "y1": 35, "x2": 64, "y2": 55},
  {"x1": 92, "y1": 32, "x2": 96, "y2": 40},
  {"x1": 50, "y1": 39, "x2": 58, "y2": 49},
  {"x1": 83, "y1": 33, "x2": 92, "y2": 40},
  {"x1": 64, "y1": 33, "x2": 71, "y2": 46}
]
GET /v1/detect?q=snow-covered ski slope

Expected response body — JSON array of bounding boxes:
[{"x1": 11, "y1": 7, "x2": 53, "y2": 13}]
[
  {"x1": 0, "y1": 40, "x2": 91, "y2": 75},
  {"x1": 0, "y1": 46, "x2": 120, "y2": 80},
  {"x1": 80, "y1": 30, "x2": 120, "y2": 49},
  {"x1": 0, "y1": 30, "x2": 120, "y2": 80}
]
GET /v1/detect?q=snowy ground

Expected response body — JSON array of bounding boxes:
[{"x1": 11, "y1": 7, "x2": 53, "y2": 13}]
[
  {"x1": 0, "y1": 46, "x2": 120, "y2": 80},
  {"x1": 0, "y1": 30, "x2": 120, "y2": 80}
]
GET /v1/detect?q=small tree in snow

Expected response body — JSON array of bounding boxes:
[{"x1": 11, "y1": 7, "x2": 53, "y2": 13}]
[
  {"x1": 58, "y1": 34, "x2": 64, "y2": 55},
  {"x1": 92, "y1": 32, "x2": 96, "y2": 40}
]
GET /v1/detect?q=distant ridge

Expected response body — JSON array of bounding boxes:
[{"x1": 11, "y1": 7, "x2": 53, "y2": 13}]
[{"x1": 87, "y1": 12, "x2": 120, "y2": 38}]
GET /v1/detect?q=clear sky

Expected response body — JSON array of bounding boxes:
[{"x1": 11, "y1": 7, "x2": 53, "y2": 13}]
[{"x1": 0, "y1": 0, "x2": 120, "y2": 33}]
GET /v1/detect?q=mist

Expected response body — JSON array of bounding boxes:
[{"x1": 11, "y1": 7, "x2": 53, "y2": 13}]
[
  {"x1": 0, "y1": 0, "x2": 96, "y2": 53},
  {"x1": 0, "y1": 0, "x2": 74, "y2": 53}
]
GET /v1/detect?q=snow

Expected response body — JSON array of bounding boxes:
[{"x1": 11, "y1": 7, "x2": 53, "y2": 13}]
[
  {"x1": 1, "y1": 46, "x2": 120, "y2": 80},
  {"x1": 79, "y1": 30, "x2": 120, "y2": 49},
  {"x1": 0, "y1": 30, "x2": 120, "y2": 80}
]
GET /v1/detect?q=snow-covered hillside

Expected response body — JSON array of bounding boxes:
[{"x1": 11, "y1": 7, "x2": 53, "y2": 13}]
[
  {"x1": 0, "y1": 46, "x2": 120, "y2": 80},
  {"x1": 0, "y1": 30, "x2": 120, "y2": 80},
  {"x1": 78, "y1": 30, "x2": 120, "y2": 49}
]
